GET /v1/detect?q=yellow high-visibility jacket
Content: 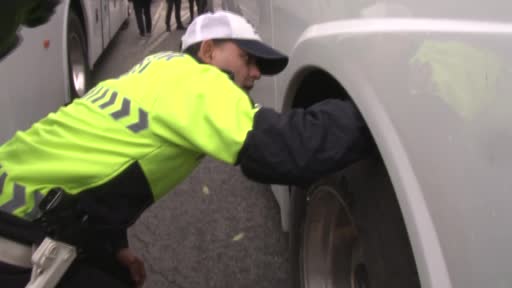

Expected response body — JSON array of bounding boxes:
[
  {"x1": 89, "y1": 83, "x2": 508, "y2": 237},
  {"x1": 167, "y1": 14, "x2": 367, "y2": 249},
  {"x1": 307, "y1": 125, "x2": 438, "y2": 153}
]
[
  {"x1": 0, "y1": 52, "x2": 256, "y2": 221},
  {"x1": 0, "y1": 51, "x2": 370, "y2": 249}
]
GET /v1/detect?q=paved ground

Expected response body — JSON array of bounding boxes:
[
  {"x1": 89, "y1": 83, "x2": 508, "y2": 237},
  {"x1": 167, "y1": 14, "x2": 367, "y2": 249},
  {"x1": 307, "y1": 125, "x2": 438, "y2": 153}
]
[{"x1": 91, "y1": 2, "x2": 292, "y2": 287}]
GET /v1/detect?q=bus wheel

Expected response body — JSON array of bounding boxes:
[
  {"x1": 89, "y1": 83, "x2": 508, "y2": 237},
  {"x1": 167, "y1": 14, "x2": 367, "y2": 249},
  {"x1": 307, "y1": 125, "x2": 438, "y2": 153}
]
[
  {"x1": 290, "y1": 158, "x2": 421, "y2": 288},
  {"x1": 67, "y1": 10, "x2": 89, "y2": 99}
]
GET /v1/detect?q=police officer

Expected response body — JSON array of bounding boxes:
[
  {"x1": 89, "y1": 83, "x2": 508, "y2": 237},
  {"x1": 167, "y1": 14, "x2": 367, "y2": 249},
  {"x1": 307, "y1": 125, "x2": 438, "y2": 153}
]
[{"x1": 0, "y1": 8, "x2": 371, "y2": 288}]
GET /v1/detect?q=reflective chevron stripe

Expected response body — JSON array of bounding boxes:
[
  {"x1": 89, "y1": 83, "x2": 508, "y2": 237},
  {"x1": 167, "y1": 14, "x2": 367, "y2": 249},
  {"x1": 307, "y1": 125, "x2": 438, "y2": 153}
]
[
  {"x1": 111, "y1": 98, "x2": 130, "y2": 119},
  {"x1": 0, "y1": 181, "x2": 27, "y2": 214},
  {"x1": 154, "y1": 52, "x2": 184, "y2": 61},
  {"x1": 99, "y1": 91, "x2": 118, "y2": 109},
  {"x1": 0, "y1": 166, "x2": 46, "y2": 217},
  {"x1": 138, "y1": 62, "x2": 151, "y2": 74},
  {"x1": 0, "y1": 165, "x2": 47, "y2": 218},
  {"x1": 127, "y1": 52, "x2": 185, "y2": 74},
  {"x1": 83, "y1": 86, "x2": 102, "y2": 100},
  {"x1": 25, "y1": 190, "x2": 45, "y2": 220},
  {"x1": 165, "y1": 53, "x2": 182, "y2": 61},
  {"x1": 127, "y1": 108, "x2": 148, "y2": 133},
  {"x1": 89, "y1": 88, "x2": 149, "y2": 133},
  {"x1": 0, "y1": 172, "x2": 6, "y2": 195},
  {"x1": 91, "y1": 88, "x2": 110, "y2": 103}
]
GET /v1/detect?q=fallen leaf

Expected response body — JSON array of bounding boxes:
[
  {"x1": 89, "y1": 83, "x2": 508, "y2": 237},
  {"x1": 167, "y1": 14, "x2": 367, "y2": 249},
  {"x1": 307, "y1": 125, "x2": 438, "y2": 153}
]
[{"x1": 232, "y1": 232, "x2": 244, "y2": 241}]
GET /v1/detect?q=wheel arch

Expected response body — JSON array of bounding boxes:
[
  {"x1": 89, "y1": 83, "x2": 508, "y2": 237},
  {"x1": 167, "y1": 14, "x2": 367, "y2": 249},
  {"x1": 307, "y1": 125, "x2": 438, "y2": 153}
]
[
  {"x1": 61, "y1": 0, "x2": 73, "y2": 102},
  {"x1": 70, "y1": 1, "x2": 88, "y2": 46},
  {"x1": 275, "y1": 21, "x2": 452, "y2": 288},
  {"x1": 70, "y1": 0, "x2": 90, "y2": 64}
]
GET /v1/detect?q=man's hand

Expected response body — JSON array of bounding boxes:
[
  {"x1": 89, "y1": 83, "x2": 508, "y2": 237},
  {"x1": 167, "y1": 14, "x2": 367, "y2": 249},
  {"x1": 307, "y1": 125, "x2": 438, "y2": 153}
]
[{"x1": 116, "y1": 248, "x2": 147, "y2": 288}]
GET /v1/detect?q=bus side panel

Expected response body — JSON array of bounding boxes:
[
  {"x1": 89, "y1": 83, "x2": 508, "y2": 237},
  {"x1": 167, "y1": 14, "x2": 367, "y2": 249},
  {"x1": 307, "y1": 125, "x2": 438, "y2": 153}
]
[
  {"x1": 82, "y1": 0, "x2": 104, "y2": 67},
  {"x1": 0, "y1": 4, "x2": 68, "y2": 144},
  {"x1": 109, "y1": 0, "x2": 129, "y2": 40},
  {"x1": 82, "y1": 0, "x2": 129, "y2": 68}
]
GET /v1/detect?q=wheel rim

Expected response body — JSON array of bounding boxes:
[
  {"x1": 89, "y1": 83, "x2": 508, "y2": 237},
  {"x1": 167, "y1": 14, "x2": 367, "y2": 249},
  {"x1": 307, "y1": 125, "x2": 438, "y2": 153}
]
[
  {"x1": 301, "y1": 186, "x2": 369, "y2": 288},
  {"x1": 68, "y1": 33, "x2": 86, "y2": 97}
]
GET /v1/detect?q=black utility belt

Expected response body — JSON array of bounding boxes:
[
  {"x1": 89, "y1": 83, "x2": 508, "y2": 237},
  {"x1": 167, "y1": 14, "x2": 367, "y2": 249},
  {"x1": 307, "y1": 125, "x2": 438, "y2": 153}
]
[
  {"x1": 0, "y1": 210, "x2": 45, "y2": 245},
  {"x1": 0, "y1": 188, "x2": 87, "y2": 248}
]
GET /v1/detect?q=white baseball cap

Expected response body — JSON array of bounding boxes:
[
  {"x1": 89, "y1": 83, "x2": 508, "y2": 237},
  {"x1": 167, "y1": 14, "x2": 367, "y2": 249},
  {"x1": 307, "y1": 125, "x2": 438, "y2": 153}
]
[{"x1": 181, "y1": 10, "x2": 288, "y2": 75}]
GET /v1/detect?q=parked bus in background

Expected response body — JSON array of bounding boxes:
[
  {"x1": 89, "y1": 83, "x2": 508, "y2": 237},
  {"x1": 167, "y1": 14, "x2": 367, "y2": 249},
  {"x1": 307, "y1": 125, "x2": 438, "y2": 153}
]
[{"x1": 0, "y1": 0, "x2": 129, "y2": 144}]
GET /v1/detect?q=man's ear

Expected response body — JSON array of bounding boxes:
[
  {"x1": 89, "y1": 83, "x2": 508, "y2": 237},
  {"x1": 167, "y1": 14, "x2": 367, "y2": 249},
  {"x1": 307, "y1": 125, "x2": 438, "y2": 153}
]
[{"x1": 198, "y1": 40, "x2": 215, "y2": 64}]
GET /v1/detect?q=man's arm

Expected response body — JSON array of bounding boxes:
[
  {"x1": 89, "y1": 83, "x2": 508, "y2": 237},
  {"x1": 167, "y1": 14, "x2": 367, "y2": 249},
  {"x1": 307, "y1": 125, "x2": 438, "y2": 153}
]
[
  {"x1": 150, "y1": 59, "x2": 371, "y2": 184},
  {"x1": 237, "y1": 99, "x2": 373, "y2": 186}
]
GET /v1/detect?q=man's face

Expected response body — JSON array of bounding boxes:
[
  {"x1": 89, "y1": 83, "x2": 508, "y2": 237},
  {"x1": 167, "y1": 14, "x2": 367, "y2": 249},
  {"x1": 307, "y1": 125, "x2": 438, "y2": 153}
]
[{"x1": 200, "y1": 40, "x2": 261, "y2": 93}]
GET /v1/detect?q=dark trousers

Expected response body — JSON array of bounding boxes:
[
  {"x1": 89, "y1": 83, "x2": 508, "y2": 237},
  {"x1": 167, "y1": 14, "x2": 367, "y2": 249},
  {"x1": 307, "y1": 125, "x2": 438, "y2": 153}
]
[
  {"x1": 188, "y1": 0, "x2": 196, "y2": 21},
  {"x1": 0, "y1": 260, "x2": 132, "y2": 288},
  {"x1": 187, "y1": 0, "x2": 198, "y2": 20},
  {"x1": 0, "y1": 212, "x2": 132, "y2": 287},
  {"x1": 186, "y1": 0, "x2": 206, "y2": 24},
  {"x1": 165, "y1": 0, "x2": 184, "y2": 29},
  {"x1": 196, "y1": 0, "x2": 207, "y2": 14},
  {"x1": 133, "y1": 0, "x2": 152, "y2": 35},
  {"x1": 0, "y1": 247, "x2": 133, "y2": 288}
]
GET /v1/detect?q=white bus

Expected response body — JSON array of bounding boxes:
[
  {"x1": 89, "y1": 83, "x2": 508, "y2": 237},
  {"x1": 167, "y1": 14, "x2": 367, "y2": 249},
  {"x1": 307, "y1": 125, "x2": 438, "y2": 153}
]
[
  {"x1": 0, "y1": 0, "x2": 130, "y2": 144},
  {"x1": 223, "y1": 1, "x2": 512, "y2": 288}
]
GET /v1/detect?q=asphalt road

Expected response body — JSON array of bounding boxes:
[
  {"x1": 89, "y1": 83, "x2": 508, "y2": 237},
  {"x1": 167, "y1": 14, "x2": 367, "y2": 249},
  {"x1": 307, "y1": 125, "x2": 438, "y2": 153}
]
[{"x1": 91, "y1": 2, "x2": 292, "y2": 287}]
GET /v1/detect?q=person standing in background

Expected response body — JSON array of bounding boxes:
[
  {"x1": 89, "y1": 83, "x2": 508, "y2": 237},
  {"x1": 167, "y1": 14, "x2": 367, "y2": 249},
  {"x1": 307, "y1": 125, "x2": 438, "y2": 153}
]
[
  {"x1": 186, "y1": 0, "x2": 209, "y2": 25},
  {"x1": 132, "y1": 0, "x2": 152, "y2": 37},
  {"x1": 197, "y1": 0, "x2": 207, "y2": 15},
  {"x1": 188, "y1": 0, "x2": 197, "y2": 24},
  {"x1": 166, "y1": 0, "x2": 185, "y2": 31}
]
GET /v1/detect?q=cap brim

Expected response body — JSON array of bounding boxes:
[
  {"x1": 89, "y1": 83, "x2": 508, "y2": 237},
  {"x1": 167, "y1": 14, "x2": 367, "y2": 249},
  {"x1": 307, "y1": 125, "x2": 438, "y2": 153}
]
[{"x1": 234, "y1": 39, "x2": 288, "y2": 75}]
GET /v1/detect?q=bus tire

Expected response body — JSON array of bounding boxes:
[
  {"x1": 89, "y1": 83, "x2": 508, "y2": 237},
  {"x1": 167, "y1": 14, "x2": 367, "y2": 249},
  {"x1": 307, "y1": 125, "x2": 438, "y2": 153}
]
[
  {"x1": 67, "y1": 10, "x2": 90, "y2": 99},
  {"x1": 289, "y1": 157, "x2": 421, "y2": 288}
]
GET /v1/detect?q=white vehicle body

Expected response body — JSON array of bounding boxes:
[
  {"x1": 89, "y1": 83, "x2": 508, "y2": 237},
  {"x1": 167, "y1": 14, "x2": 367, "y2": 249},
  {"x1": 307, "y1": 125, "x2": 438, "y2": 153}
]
[
  {"x1": 223, "y1": 1, "x2": 512, "y2": 288},
  {"x1": 0, "y1": 0, "x2": 129, "y2": 144}
]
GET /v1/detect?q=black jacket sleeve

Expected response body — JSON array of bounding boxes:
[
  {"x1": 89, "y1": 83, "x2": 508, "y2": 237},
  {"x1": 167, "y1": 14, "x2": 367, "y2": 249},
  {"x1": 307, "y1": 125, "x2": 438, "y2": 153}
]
[
  {"x1": 237, "y1": 99, "x2": 372, "y2": 186},
  {"x1": 109, "y1": 229, "x2": 129, "y2": 252}
]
